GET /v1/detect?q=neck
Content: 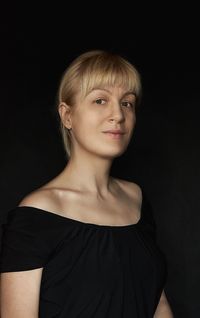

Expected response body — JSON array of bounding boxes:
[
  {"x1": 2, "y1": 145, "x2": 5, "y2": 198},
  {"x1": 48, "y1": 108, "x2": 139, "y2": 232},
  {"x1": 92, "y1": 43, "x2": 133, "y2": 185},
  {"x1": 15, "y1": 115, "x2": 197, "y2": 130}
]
[{"x1": 59, "y1": 150, "x2": 115, "y2": 199}]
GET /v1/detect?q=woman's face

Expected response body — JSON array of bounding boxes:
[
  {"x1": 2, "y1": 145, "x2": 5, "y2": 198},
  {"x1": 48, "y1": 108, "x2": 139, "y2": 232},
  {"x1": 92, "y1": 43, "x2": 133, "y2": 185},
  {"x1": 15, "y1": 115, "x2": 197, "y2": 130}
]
[{"x1": 69, "y1": 85, "x2": 136, "y2": 159}]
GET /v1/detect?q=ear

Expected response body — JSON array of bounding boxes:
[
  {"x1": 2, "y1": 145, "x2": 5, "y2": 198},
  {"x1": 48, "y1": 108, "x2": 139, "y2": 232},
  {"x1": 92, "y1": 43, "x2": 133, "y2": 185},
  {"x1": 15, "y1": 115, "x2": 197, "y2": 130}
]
[{"x1": 58, "y1": 102, "x2": 72, "y2": 129}]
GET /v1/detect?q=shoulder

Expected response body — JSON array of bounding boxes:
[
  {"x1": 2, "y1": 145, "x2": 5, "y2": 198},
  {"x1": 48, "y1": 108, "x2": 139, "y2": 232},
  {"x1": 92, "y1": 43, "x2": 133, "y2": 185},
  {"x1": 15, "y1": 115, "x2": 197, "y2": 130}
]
[
  {"x1": 17, "y1": 186, "x2": 61, "y2": 212},
  {"x1": 1, "y1": 192, "x2": 68, "y2": 274},
  {"x1": 114, "y1": 177, "x2": 142, "y2": 200},
  {"x1": 6, "y1": 187, "x2": 69, "y2": 236}
]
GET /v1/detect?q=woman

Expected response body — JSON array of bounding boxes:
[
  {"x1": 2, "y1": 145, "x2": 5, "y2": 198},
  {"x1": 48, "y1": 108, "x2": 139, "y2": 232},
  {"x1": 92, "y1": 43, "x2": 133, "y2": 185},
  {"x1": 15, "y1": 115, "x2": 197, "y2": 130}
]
[{"x1": 0, "y1": 50, "x2": 173, "y2": 317}]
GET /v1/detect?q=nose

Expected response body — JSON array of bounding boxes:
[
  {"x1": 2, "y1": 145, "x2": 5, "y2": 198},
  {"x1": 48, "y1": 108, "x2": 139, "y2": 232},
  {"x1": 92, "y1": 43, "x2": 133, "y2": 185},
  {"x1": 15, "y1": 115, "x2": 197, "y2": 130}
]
[{"x1": 109, "y1": 102, "x2": 125, "y2": 123}]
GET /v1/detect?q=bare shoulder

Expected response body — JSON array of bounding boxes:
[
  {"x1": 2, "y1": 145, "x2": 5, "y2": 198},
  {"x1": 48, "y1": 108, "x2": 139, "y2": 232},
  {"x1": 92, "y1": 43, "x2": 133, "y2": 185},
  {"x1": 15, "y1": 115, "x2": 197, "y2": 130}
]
[
  {"x1": 113, "y1": 177, "x2": 142, "y2": 202},
  {"x1": 17, "y1": 186, "x2": 60, "y2": 212}
]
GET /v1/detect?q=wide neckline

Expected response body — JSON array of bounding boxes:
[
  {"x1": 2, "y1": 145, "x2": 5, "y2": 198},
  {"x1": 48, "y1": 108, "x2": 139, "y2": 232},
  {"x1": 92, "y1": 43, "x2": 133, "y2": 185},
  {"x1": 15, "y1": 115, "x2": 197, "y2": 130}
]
[{"x1": 15, "y1": 189, "x2": 144, "y2": 230}]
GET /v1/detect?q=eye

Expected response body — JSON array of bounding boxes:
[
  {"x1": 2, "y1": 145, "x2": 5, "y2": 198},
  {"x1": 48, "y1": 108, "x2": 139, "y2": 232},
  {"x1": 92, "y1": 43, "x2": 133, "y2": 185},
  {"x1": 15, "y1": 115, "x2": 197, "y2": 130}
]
[
  {"x1": 95, "y1": 98, "x2": 107, "y2": 105},
  {"x1": 121, "y1": 101, "x2": 135, "y2": 108}
]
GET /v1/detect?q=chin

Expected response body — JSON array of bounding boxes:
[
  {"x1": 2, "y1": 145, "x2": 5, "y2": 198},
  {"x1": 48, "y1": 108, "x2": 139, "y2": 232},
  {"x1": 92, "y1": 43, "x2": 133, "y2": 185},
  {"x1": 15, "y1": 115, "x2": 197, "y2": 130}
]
[
  {"x1": 86, "y1": 139, "x2": 130, "y2": 158},
  {"x1": 97, "y1": 146, "x2": 128, "y2": 159}
]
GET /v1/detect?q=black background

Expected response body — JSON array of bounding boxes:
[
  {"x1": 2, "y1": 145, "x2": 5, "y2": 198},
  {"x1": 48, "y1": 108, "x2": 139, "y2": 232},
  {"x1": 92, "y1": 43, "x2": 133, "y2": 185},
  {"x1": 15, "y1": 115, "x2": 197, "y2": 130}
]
[{"x1": 1, "y1": 4, "x2": 200, "y2": 317}]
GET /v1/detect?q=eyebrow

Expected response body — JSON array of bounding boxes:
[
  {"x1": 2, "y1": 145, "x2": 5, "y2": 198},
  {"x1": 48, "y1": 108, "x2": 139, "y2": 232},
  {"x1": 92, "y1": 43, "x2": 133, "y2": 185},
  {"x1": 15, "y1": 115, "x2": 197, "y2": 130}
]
[{"x1": 87, "y1": 88, "x2": 136, "y2": 98}]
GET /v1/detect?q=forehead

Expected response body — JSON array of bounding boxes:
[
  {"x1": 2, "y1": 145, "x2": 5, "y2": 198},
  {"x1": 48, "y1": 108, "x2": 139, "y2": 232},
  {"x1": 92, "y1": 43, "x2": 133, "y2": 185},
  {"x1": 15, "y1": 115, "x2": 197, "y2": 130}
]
[
  {"x1": 86, "y1": 86, "x2": 136, "y2": 97},
  {"x1": 78, "y1": 67, "x2": 139, "y2": 99}
]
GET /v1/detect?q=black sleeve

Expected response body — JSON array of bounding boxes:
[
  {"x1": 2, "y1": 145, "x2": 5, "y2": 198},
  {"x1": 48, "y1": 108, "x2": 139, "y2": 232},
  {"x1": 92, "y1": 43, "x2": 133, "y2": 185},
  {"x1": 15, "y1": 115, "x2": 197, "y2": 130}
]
[{"x1": 0, "y1": 208, "x2": 62, "y2": 272}]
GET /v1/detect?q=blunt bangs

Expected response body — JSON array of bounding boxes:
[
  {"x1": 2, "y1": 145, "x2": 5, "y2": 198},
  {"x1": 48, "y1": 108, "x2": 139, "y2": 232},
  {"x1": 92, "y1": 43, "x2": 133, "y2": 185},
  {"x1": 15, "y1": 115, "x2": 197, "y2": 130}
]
[{"x1": 76, "y1": 55, "x2": 141, "y2": 103}]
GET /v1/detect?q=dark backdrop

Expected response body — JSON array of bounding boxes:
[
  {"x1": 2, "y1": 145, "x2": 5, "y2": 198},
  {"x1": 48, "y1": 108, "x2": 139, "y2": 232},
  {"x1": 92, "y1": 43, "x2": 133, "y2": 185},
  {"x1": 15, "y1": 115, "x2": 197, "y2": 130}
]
[{"x1": 1, "y1": 5, "x2": 200, "y2": 317}]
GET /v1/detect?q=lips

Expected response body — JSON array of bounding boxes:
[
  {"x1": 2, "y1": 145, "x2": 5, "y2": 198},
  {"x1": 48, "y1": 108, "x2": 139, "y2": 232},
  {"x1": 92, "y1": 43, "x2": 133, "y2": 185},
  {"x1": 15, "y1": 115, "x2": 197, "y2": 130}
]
[
  {"x1": 102, "y1": 130, "x2": 126, "y2": 140},
  {"x1": 102, "y1": 130, "x2": 125, "y2": 134}
]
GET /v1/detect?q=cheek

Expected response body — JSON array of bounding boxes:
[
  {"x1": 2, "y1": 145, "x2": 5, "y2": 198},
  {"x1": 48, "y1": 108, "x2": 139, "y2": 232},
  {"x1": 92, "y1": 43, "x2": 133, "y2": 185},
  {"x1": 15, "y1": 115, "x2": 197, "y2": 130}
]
[
  {"x1": 126, "y1": 116, "x2": 136, "y2": 139},
  {"x1": 127, "y1": 112, "x2": 136, "y2": 126},
  {"x1": 73, "y1": 111, "x2": 101, "y2": 135}
]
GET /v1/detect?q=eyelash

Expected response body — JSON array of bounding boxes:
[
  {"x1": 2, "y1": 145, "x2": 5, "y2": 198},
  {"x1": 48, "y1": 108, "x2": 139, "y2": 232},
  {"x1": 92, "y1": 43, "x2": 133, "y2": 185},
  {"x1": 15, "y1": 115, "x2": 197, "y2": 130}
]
[{"x1": 95, "y1": 98, "x2": 134, "y2": 108}]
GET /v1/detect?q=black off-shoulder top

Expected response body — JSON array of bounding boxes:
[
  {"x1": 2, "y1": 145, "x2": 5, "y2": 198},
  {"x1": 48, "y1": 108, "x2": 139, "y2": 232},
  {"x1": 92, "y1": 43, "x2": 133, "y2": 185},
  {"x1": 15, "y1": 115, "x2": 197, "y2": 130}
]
[{"x1": 0, "y1": 188, "x2": 167, "y2": 317}]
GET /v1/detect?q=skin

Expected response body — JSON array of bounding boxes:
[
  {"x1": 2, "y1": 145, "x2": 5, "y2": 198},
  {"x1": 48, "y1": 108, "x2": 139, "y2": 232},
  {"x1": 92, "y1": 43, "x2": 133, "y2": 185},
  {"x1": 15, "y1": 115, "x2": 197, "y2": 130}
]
[
  {"x1": 0, "y1": 85, "x2": 173, "y2": 317},
  {"x1": 56, "y1": 85, "x2": 136, "y2": 197},
  {"x1": 154, "y1": 290, "x2": 174, "y2": 317}
]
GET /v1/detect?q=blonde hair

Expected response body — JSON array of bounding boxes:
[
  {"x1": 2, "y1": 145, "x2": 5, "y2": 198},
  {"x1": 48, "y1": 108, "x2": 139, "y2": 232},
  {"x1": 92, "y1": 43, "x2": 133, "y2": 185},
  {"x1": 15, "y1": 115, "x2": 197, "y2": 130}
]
[{"x1": 55, "y1": 50, "x2": 142, "y2": 159}]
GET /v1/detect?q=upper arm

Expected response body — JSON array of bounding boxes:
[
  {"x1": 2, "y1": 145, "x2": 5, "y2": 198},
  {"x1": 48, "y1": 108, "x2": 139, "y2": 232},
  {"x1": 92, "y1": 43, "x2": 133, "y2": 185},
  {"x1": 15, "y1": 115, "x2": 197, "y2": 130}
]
[
  {"x1": 0, "y1": 188, "x2": 55, "y2": 317},
  {"x1": 154, "y1": 290, "x2": 174, "y2": 318},
  {"x1": 0, "y1": 267, "x2": 43, "y2": 318},
  {"x1": 158, "y1": 290, "x2": 168, "y2": 304},
  {"x1": 0, "y1": 205, "x2": 55, "y2": 275}
]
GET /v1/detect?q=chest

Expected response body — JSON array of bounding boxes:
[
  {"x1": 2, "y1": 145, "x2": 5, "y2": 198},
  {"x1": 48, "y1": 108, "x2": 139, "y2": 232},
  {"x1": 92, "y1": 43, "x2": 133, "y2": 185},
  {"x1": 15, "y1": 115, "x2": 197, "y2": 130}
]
[{"x1": 59, "y1": 191, "x2": 141, "y2": 226}]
